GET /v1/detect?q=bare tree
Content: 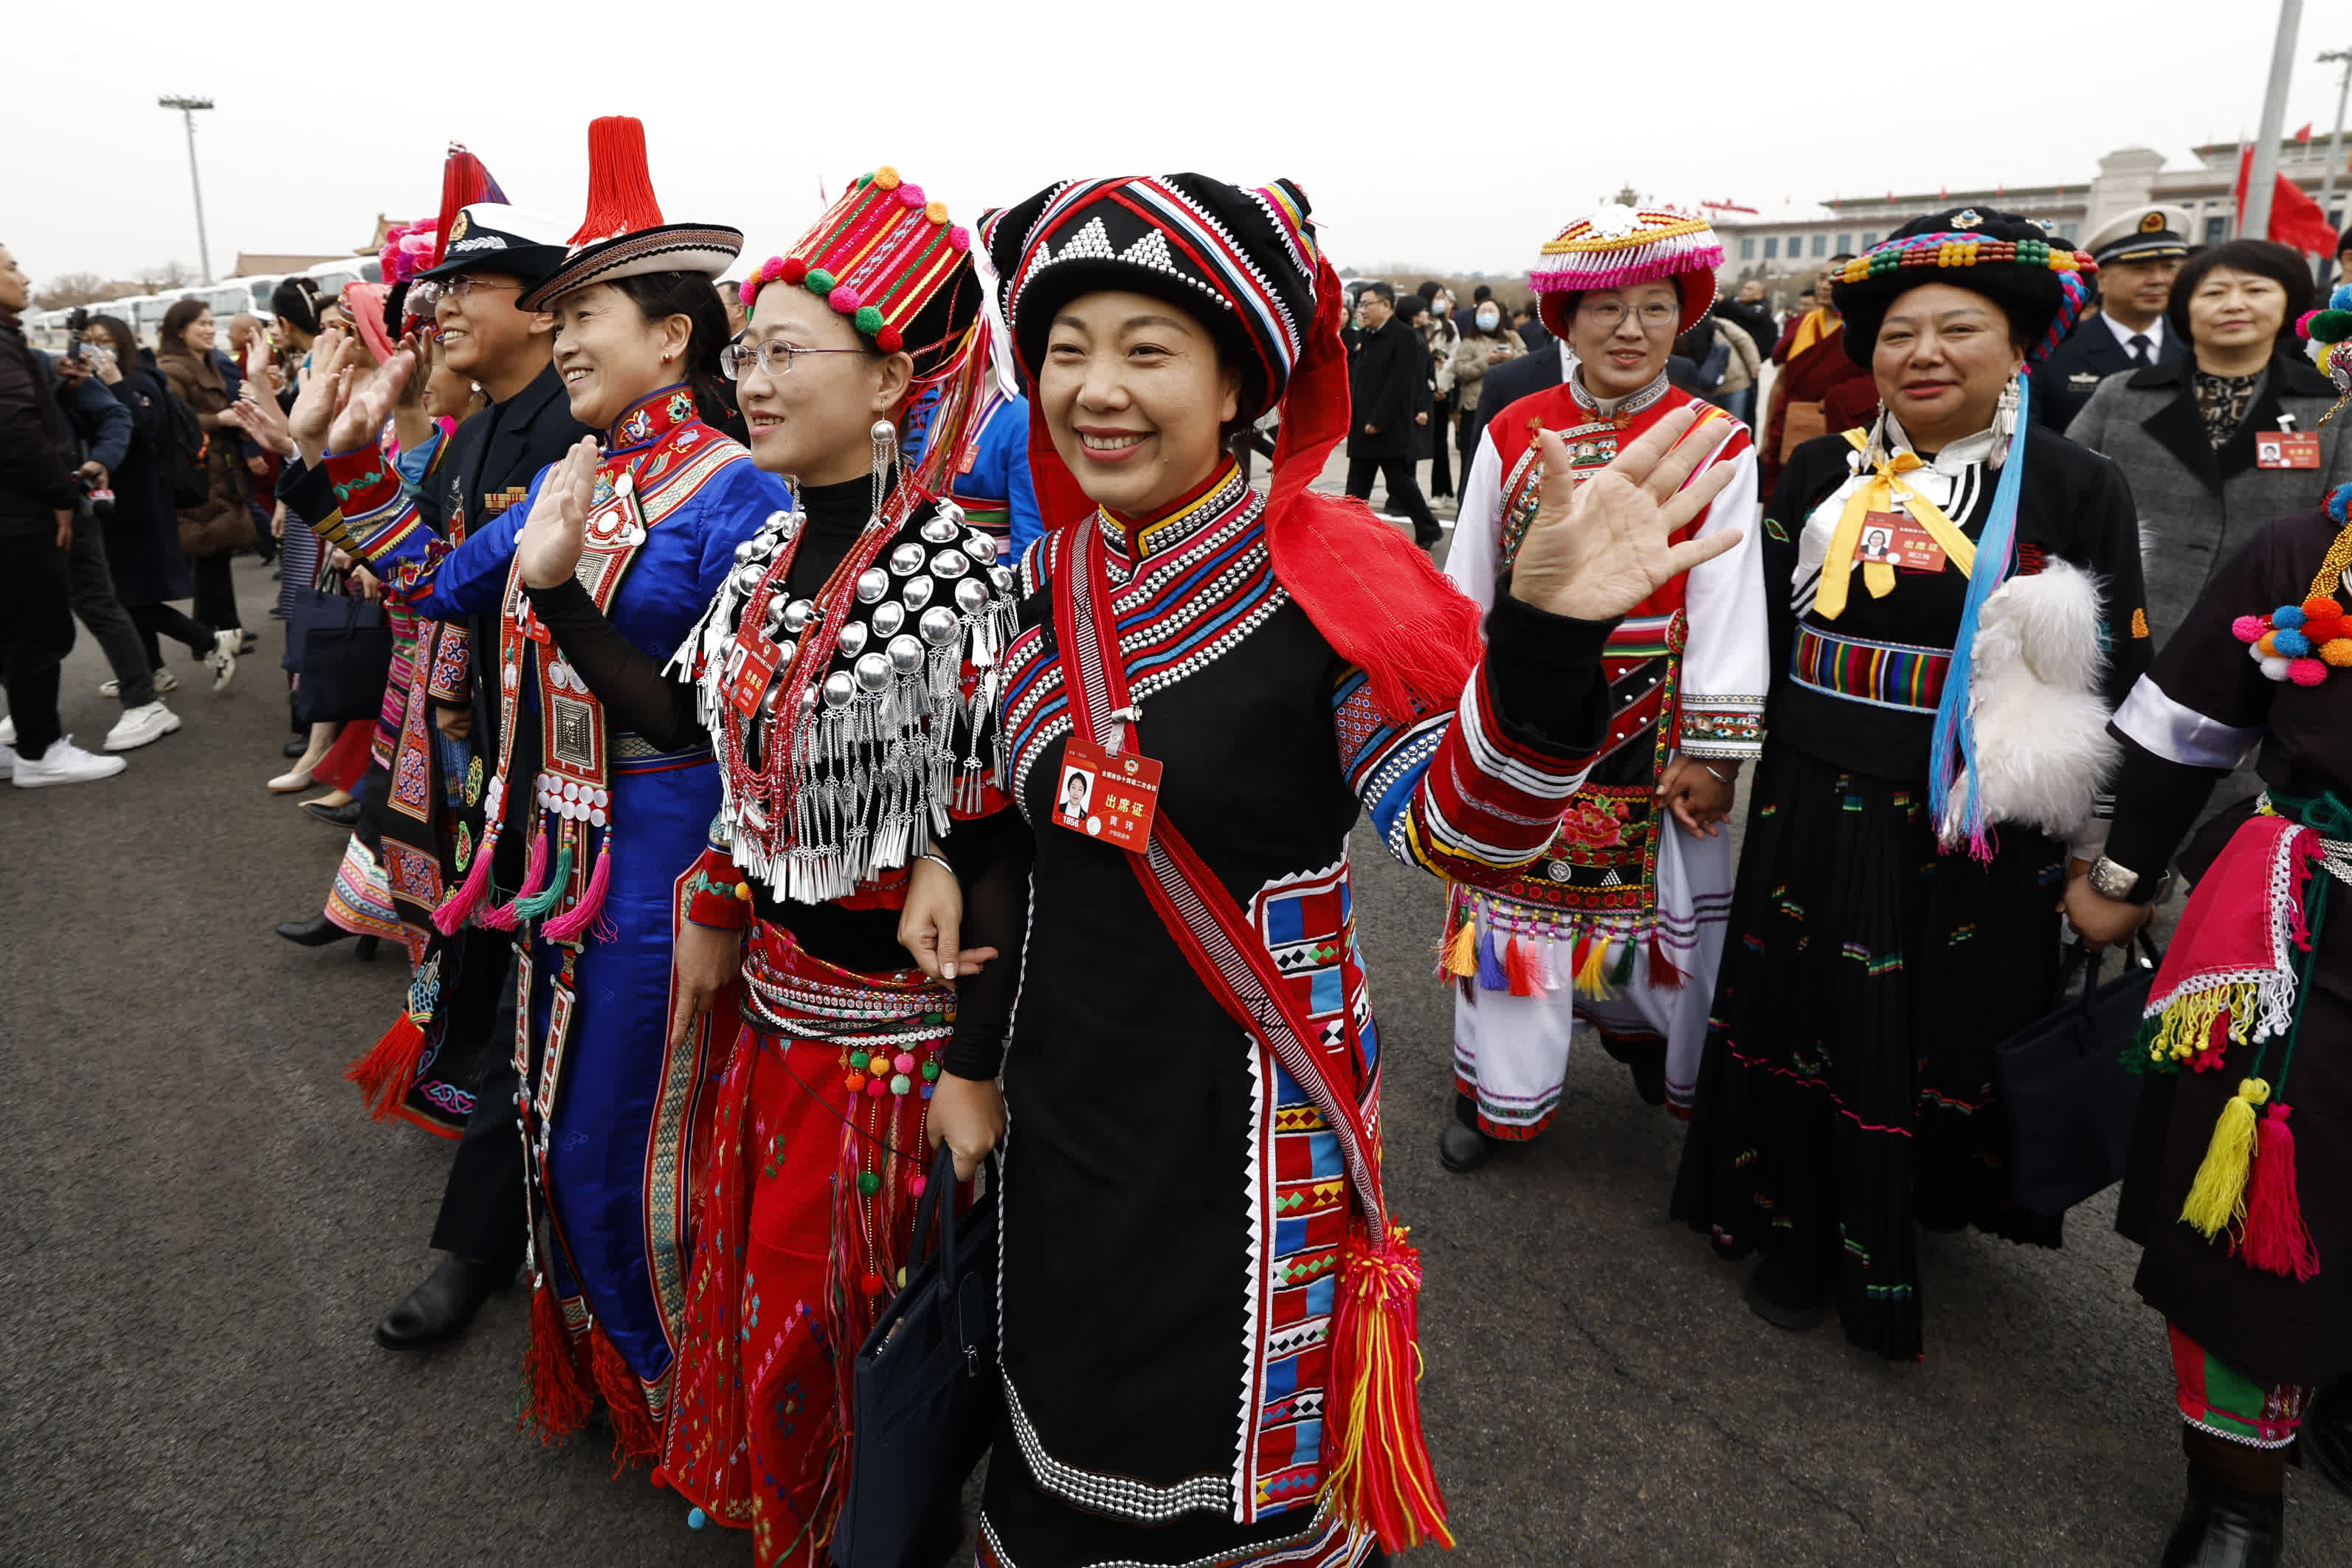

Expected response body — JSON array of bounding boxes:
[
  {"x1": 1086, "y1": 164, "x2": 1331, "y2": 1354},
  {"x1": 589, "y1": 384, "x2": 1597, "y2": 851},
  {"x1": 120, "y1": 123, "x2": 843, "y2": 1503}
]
[
  {"x1": 33, "y1": 272, "x2": 114, "y2": 309},
  {"x1": 131, "y1": 259, "x2": 202, "y2": 292}
]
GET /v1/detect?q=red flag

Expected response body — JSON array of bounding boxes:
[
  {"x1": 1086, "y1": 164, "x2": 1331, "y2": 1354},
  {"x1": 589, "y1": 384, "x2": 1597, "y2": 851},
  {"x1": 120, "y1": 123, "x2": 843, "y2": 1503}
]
[
  {"x1": 2297, "y1": 122, "x2": 2314, "y2": 143},
  {"x1": 2235, "y1": 145, "x2": 2339, "y2": 255}
]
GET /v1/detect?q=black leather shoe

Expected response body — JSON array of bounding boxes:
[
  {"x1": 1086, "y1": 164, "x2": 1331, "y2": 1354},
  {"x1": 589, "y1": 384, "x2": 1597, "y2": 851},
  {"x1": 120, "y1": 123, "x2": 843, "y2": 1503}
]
[
  {"x1": 2161, "y1": 1462, "x2": 2283, "y2": 1568},
  {"x1": 274, "y1": 915, "x2": 380, "y2": 960},
  {"x1": 303, "y1": 798, "x2": 362, "y2": 828},
  {"x1": 238, "y1": 629, "x2": 258, "y2": 655},
  {"x1": 2306, "y1": 1383, "x2": 2352, "y2": 1500},
  {"x1": 1745, "y1": 1251, "x2": 1832, "y2": 1332},
  {"x1": 1438, "y1": 1120, "x2": 1492, "y2": 1173},
  {"x1": 283, "y1": 738, "x2": 308, "y2": 759},
  {"x1": 373, "y1": 1254, "x2": 515, "y2": 1351}
]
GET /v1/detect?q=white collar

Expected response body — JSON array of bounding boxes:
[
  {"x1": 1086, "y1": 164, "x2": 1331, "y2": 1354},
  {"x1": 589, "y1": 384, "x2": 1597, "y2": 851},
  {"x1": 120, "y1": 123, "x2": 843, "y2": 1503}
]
[
  {"x1": 1567, "y1": 364, "x2": 1670, "y2": 421},
  {"x1": 2099, "y1": 312, "x2": 2165, "y2": 353}
]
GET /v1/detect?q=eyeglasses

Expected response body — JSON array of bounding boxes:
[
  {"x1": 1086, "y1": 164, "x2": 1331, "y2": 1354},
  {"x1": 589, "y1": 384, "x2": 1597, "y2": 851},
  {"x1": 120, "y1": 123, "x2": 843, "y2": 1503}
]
[
  {"x1": 720, "y1": 337, "x2": 872, "y2": 381},
  {"x1": 1578, "y1": 299, "x2": 1680, "y2": 331},
  {"x1": 445, "y1": 276, "x2": 522, "y2": 300}
]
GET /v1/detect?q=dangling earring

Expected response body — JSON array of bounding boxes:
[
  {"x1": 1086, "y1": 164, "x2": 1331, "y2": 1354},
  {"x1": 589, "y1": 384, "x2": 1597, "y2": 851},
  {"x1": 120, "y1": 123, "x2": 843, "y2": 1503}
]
[
  {"x1": 1989, "y1": 377, "x2": 2021, "y2": 469},
  {"x1": 869, "y1": 419, "x2": 897, "y2": 526}
]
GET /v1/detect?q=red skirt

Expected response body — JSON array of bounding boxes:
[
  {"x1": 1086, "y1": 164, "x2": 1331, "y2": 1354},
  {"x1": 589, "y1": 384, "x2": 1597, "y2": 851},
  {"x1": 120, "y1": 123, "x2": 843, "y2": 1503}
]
[{"x1": 661, "y1": 922, "x2": 953, "y2": 1564}]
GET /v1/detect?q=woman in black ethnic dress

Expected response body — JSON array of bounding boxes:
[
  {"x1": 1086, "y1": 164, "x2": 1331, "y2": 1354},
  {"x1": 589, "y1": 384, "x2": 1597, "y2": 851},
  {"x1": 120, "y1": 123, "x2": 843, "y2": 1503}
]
[
  {"x1": 899, "y1": 175, "x2": 1747, "y2": 1568},
  {"x1": 1670, "y1": 208, "x2": 2152, "y2": 1359}
]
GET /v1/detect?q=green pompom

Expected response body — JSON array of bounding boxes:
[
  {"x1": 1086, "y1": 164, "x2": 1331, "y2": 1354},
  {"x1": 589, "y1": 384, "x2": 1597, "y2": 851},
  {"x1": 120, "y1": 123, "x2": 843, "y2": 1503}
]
[
  {"x1": 857, "y1": 1170, "x2": 882, "y2": 1196},
  {"x1": 853, "y1": 305, "x2": 885, "y2": 334},
  {"x1": 2312, "y1": 309, "x2": 2352, "y2": 342},
  {"x1": 806, "y1": 268, "x2": 835, "y2": 294}
]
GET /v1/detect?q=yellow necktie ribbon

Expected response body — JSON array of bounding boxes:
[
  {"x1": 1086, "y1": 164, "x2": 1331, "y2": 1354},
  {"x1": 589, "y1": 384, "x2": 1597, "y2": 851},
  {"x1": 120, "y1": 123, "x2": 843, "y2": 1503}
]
[{"x1": 1813, "y1": 429, "x2": 1978, "y2": 620}]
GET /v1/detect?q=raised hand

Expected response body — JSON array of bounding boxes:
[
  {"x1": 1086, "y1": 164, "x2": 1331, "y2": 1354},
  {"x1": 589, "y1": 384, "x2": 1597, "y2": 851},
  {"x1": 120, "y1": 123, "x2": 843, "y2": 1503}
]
[
  {"x1": 516, "y1": 436, "x2": 604, "y2": 589},
  {"x1": 287, "y1": 327, "x2": 357, "y2": 458},
  {"x1": 1507, "y1": 407, "x2": 1742, "y2": 623},
  {"x1": 228, "y1": 382, "x2": 295, "y2": 457},
  {"x1": 325, "y1": 344, "x2": 416, "y2": 456}
]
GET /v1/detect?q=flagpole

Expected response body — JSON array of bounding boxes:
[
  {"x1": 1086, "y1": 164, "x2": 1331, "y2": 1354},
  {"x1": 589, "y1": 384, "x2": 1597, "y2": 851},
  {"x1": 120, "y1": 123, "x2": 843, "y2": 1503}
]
[
  {"x1": 2320, "y1": 46, "x2": 2352, "y2": 284},
  {"x1": 2245, "y1": 0, "x2": 2306, "y2": 240}
]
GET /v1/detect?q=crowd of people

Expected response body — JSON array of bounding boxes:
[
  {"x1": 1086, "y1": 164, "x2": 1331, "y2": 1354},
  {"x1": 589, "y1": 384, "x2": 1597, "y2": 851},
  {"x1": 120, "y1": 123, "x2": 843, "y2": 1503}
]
[{"x1": 8, "y1": 129, "x2": 2352, "y2": 1567}]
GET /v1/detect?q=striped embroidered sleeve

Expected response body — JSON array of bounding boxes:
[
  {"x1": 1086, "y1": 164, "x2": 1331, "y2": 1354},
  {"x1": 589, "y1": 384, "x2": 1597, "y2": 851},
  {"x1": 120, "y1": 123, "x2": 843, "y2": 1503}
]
[
  {"x1": 322, "y1": 446, "x2": 433, "y2": 573},
  {"x1": 1339, "y1": 591, "x2": 1615, "y2": 887}
]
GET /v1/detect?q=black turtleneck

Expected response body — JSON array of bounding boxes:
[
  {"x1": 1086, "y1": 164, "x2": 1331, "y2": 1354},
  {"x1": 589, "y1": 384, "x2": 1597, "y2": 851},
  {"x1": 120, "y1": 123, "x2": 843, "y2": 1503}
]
[{"x1": 525, "y1": 472, "x2": 1027, "y2": 1034}]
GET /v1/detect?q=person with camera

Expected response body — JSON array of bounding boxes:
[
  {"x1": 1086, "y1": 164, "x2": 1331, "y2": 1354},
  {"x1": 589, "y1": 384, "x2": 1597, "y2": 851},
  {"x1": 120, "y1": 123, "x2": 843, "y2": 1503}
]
[
  {"x1": 0, "y1": 243, "x2": 124, "y2": 787},
  {"x1": 49, "y1": 317, "x2": 194, "y2": 751}
]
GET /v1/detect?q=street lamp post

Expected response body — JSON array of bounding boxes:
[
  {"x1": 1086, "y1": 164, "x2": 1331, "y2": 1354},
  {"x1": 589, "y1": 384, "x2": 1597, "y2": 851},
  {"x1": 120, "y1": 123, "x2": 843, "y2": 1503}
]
[
  {"x1": 156, "y1": 94, "x2": 215, "y2": 284},
  {"x1": 2319, "y1": 48, "x2": 2352, "y2": 286}
]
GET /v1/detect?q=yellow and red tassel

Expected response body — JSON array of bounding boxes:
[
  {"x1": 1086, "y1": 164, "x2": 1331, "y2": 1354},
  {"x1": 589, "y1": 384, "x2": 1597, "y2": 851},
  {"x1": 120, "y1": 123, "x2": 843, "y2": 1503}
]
[
  {"x1": 2240, "y1": 1102, "x2": 2321, "y2": 1280},
  {"x1": 1323, "y1": 1223, "x2": 1454, "y2": 1553},
  {"x1": 1572, "y1": 933, "x2": 1613, "y2": 998},
  {"x1": 2181, "y1": 1077, "x2": 2269, "y2": 1240},
  {"x1": 342, "y1": 1011, "x2": 427, "y2": 1121},
  {"x1": 1442, "y1": 916, "x2": 1480, "y2": 980}
]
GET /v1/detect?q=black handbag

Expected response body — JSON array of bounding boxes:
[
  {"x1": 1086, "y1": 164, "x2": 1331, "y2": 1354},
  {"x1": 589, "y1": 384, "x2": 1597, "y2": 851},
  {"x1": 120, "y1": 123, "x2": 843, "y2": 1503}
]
[
  {"x1": 288, "y1": 588, "x2": 394, "y2": 725},
  {"x1": 1996, "y1": 935, "x2": 2160, "y2": 1216},
  {"x1": 830, "y1": 1144, "x2": 999, "y2": 1568}
]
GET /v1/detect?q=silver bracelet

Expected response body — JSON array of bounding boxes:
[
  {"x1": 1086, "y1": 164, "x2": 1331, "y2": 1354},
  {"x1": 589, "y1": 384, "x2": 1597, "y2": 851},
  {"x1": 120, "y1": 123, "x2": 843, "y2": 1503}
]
[
  {"x1": 1699, "y1": 761, "x2": 1736, "y2": 784},
  {"x1": 917, "y1": 851, "x2": 956, "y2": 879}
]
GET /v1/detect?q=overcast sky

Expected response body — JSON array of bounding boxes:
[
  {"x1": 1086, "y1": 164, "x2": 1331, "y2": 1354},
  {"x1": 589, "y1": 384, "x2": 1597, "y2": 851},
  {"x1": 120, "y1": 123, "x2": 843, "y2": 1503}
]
[{"x1": 10, "y1": 0, "x2": 2352, "y2": 290}]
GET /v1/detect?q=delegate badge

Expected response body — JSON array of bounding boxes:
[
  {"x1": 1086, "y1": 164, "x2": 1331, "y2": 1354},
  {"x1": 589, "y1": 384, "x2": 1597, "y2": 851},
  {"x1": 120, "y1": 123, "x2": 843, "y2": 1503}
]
[
  {"x1": 1857, "y1": 508, "x2": 1948, "y2": 574},
  {"x1": 2256, "y1": 431, "x2": 2320, "y2": 470},
  {"x1": 1054, "y1": 738, "x2": 1162, "y2": 852}
]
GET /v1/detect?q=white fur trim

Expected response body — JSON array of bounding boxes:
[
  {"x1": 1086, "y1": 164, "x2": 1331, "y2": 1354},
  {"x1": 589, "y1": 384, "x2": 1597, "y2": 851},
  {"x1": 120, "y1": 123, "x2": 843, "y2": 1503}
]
[{"x1": 1941, "y1": 558, "x2": 2119, "y2": 847}]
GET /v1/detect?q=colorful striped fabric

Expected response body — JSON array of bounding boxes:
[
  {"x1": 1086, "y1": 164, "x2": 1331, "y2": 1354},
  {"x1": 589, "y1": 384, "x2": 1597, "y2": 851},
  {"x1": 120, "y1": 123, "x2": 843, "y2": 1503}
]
[{"x1": 1791, "y1": 624, "x2": 1951, "y2": 713}]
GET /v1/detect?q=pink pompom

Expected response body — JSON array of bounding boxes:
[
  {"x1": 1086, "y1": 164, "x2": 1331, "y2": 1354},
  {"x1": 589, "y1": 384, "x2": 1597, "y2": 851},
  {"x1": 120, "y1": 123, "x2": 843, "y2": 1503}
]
[
  {"x1": 2289, "y1": 657, "x2": 2328, "y2": 686},
  {"x1": 827, "y1": 284, "x2": 861, "y2": 312},
  {"x1": 2297, "y1": 309, "x2": 2323, "y2": 339},
  {"x1": 898, "y1": 184, "x2": 925, "y2": 207},
  {"x1": 946, "y1": 225, "x2": 970, "y2": 253},
  {"x1": 2232, "y1": 615, "x2": 2270, "y2": 643},
  {"x1": 737, "y1": 277, "x2": 759, "y2": 306},
  {"x1": 908, "y1": 1175, "x2": 928, "y2": 1199}
]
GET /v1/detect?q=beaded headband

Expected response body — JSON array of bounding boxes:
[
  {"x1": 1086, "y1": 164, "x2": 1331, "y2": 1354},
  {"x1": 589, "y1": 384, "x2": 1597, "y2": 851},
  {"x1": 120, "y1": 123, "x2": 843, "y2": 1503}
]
[
  {"x1": 1529, "y1": 204, "x2": 1722, "y2": 337},
  {"x1": 1835, "y1": 228, "x2": 2096, "y2": 364},
  {"x1": 739, "y1": 167, "x2": 972, "y2": 356}
]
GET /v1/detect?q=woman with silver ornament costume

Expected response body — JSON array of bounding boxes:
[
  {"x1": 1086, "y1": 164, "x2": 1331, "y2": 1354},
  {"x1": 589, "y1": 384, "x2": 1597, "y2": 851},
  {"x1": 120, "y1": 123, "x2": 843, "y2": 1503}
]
[
  {"x1": 900, "y1": 173, "x2": 1745, "y2": 1568},
  {"x1": 1669, "y1": 208, "x2": 2152, "y2": 1361},
  {"x1": 315, "y1": 117, "x2": 790, "y2": 1454},
  {"x1": 2062, "y1": 294, "x2": 2352, "y2": 1567},
  {"x1": 506, "y1": 167, "x2": 1019, "y2": 1559}
]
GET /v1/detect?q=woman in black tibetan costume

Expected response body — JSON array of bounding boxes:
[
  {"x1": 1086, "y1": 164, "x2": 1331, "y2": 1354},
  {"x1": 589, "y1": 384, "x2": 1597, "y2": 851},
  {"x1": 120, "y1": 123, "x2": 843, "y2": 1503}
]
[
  {"x1": 902, "y1": 175, "x2": 1745, "y2": 1567},
  {"x1": 1671, "y1": 209, "x2": 2152, "y2": 1360}
]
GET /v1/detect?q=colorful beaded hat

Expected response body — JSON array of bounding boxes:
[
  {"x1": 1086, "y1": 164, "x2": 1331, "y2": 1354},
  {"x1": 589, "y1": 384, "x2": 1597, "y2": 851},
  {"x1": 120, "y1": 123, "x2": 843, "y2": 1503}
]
[
  {"x1": 1528, "y1": 204, "x2": 1722, "y2": 339},
  {"x1": 517, "y1": 117, "x2": 742, "y2": 311},
  {"x1": 737, "y1": 167, "x2": 978, "y2": 367},
  {"x1": 981, "y1": 174, "x2": 1321, "y2": 421},
  {"x1": 1832, "y1": 207, "x2": 2095, "y2": 368},
  {"x1": 2296, "y1": 282, "x2": 2352, "y2": 423}
]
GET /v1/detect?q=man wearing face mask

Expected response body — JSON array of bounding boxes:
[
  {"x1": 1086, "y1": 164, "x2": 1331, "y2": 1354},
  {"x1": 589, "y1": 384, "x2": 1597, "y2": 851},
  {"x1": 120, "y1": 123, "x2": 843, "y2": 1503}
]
[
  {"x1": 1449, "y1": 291, "x2": 1525, "y2": 478},
  {"x1": 1438, "y1": 204, "x2": 1765, "y2": 1167},
  {"x1": 278, "y1": 196, "x2": 599, "y2": 1351}
]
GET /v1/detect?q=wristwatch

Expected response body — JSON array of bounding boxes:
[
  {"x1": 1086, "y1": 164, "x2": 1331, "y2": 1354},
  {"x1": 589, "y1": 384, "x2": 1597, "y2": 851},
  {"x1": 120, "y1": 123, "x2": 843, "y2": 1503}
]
[{"x1": 2089, "y1": 854, "x2": 2171, "y2": 905}]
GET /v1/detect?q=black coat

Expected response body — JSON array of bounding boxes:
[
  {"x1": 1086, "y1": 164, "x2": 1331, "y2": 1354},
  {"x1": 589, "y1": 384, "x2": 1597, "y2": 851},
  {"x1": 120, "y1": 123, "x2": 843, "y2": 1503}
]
[
  {"x1": 1345, "y1": 316, "x2": 1429, "y2": 460},
  {"x1": 0, "y1": 317, "x2": 77, "y2": 540},
  {"x1": 2030, "y1": 314, "x2": 2189, "y2": 432},
  {"x1": 1466, "y1": 338, "x2": 1567, "y2": 450},
  {"x1": 97, "y1": 365, "x2": 193, "y2": 606}
]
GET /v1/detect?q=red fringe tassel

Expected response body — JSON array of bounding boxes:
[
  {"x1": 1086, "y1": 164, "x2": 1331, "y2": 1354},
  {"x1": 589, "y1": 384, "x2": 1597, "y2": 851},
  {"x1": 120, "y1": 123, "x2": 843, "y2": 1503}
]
[
  {"x1": 519, "y1": 1282, "x2": 594, "y2": 1445},
  {"x1": 342, "y1": 1012, "x2": 425, "y2": 1121},
  {"x1": 1324, "y1": 1223, "x2": 1455, "y2": 1553},
  {"x1": 2241, "y1": 1102, "x2": 2321, "y2": 1282},
  {"x1": 591, "y1": 1328, "x2": 663, "y2": 1471},
  {"x1": 1646, "y1": 928, "x2": 1685, "y2": 990},
  {"x1": 1503, "y1": 935, "x2": 1538, "y2": 998}
]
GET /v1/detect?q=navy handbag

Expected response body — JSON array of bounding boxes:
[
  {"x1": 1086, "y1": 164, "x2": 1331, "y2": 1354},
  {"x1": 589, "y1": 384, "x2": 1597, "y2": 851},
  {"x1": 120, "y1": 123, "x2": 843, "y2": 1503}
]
[
  {"x1": 1996, "y1": 936, "x2": 2159, "y2": 1216},
  {"x1": 830, "y1": 1144, "x2": 999, "y2": 1568}
]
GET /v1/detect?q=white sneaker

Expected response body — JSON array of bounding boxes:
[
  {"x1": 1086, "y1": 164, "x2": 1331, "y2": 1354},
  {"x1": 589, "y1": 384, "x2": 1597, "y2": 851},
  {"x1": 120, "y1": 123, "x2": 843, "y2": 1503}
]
[
  {"x1": 97, "y1": 670, "x2": 178, "y2": 697},
  {"x1": 206, "y1": 629, "x2": 239, "y2": 694},
  {"x1": 0, "y1": 742, "x2": 15, "y2": 778},
  {"x1": 104, "y1": 701, "x2": 182, "y2": 752},
  {"x1": 0, "y1": 714, "x2": 13, "y2": 745},
  {"x1": 13, "y1": 736, "x2": 128, "y2": 788}
]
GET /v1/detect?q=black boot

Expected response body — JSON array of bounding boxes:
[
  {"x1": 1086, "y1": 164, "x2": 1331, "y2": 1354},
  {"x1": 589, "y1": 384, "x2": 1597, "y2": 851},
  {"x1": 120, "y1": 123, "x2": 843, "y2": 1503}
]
[
  {"x1": 2160, "y1": 1457, "x2": 2283, "y2": 1567},
  {"x1": 373, "y1": 1254, "x2": 514, "y2": 1350},
  {"x1": 1745, "y1": 1248, "x2": 1832, "y2": 1332},
  {"x1": 275, "y1": 916, "x2": 379, "y2": 959},
  {"x1": 2303, "y1": 1380, "x2": 2352, "y2": 1500},
  {"x1": 1438, "y1": 1092, "x2": 1493, "y2": 1172}
]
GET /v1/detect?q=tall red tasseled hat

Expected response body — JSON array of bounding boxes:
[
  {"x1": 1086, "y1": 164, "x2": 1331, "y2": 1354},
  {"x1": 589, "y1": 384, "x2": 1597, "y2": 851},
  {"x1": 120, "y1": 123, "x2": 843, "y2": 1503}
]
[{"x1": 518, "y1": 116, "x2": 742, "y2": 310}]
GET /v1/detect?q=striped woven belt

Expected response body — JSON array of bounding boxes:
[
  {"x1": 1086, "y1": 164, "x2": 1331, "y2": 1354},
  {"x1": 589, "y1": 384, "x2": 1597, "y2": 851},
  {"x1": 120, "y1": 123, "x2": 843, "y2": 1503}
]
[{"x1": 1790, "y1": 624, "x2": 1951, "y2": 712}]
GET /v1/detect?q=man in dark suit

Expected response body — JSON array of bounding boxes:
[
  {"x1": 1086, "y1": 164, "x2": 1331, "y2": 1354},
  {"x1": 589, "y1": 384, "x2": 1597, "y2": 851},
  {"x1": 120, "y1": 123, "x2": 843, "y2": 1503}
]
[
  {"x1": 1345, "y1": 281, "x2": 1444, "y2": 547},
  {"x1": 294, "y1": 202, "x2": 601, "y2": 1350},
  {"x1": 2032, "y1": 205, "x2": 2190, "y2": 431}
]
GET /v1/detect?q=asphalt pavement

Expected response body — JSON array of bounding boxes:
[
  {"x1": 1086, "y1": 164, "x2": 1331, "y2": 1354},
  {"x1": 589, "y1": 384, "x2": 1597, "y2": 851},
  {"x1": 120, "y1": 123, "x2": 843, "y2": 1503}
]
[{"x1": 7, "y1": 554, "x2": 2348, "y2": 1567}]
